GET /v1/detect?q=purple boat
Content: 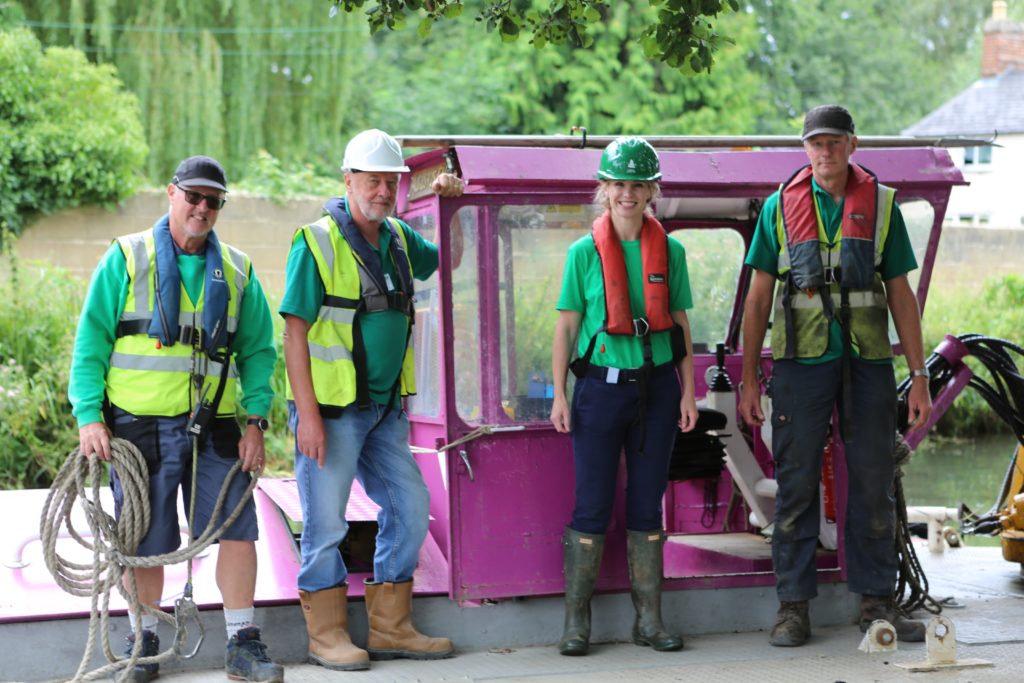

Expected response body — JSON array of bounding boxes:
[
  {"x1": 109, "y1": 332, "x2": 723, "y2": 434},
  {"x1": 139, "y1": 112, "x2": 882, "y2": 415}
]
[{"x1": 3, "y1": 136, "x2": 983, "y2": 680}]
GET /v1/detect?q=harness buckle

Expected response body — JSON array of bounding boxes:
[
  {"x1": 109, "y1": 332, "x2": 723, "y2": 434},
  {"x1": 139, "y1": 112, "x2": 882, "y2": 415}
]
[
  {"x1": 823, "y1": 266, "x2": 841, "y2": 284},
  {"x1": 363, "y1": 293, "x2": 390, "y2": 312},
  {"x1": 632, "y1": 317, "x2": 651, "y2": 337}
]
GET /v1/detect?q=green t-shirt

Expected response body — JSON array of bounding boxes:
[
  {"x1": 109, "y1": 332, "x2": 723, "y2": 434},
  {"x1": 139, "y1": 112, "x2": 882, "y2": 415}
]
[
  {"x1": 744, "y1": 178, "x2": 918, "y2": 363},
  {"x1": 279, "y1": 210, "x2": 438, "y2": 406},
  {"x1": 556, "y1": 233, "x2": 693, "y2": 369}
]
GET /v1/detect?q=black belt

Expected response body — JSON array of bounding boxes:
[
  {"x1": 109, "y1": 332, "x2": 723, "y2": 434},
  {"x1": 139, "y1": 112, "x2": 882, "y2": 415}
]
[{"x1": 581, "y1": 362, "x2": 676, "y2": 385}]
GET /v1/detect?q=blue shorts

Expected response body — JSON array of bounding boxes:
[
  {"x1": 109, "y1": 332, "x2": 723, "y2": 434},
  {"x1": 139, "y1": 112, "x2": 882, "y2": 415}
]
[{"x1": 109, "y1": 408, "x2": 259, "y2": 556}]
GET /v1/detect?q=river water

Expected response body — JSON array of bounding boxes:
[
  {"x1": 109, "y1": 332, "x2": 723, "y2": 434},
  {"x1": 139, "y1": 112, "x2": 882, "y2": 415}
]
[{"x1": 900, "y1": 432, "x2": 1020, "y2": 546}]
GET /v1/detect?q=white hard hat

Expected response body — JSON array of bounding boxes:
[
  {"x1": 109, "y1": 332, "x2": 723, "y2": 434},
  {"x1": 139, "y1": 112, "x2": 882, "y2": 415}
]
[{"x1": 341, "y1": 129, "x2": 410, "y2": 173}]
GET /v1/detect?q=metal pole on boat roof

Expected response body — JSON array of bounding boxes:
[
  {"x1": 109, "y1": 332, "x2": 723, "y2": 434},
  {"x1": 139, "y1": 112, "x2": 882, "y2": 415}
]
[{"x1": 395, "y1": 134, "x2": 993, "y2": 150}]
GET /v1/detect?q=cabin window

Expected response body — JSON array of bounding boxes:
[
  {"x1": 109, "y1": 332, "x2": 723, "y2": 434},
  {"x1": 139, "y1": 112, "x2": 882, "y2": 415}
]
[
  {"x1": 451, "y1": 206, "x2": 484, "y2": 424},
  {"x1": 888, "y1": 198, "x2": 936, "y2": 342},
  {"x1": 452, "y1": 202, "x2": 599, "y2": 425},
  {"x1": 402, "y1": 212, "x2": 442, "y2": 418},
  {"x1": 667, "y1": 227, "x2": 746, "y2": 350}
]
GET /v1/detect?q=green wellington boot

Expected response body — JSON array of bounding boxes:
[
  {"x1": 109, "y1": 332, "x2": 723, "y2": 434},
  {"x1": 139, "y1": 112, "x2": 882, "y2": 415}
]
[
  {"x1": 626, "y1": 529, "x2": 684, "y2": 651},
  {"x1": 558, "y1": 528, "x2": 605, "y2": 656}
]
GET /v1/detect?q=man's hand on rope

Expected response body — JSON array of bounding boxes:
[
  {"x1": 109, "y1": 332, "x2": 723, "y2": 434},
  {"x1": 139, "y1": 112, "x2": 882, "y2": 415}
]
[
  {"x1": 79, "y1": 421, "x2": 113, "y2": 461},
  {"x1": 238, "y1": 424, "x2": 266, "y2": 473}
]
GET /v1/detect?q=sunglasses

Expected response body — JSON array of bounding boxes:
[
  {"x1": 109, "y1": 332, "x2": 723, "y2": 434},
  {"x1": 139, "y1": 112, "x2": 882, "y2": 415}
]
[{"x1": 175, "y1": 185, "x2": 227, "y2": 210}]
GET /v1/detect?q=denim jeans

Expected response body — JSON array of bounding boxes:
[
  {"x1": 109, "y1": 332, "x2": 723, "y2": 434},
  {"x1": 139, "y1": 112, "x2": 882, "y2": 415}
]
[
  {"x1": 290, "y1": 401, "x2": 430, "y2": 592},
  {"x1": 569, "y1": 366, "x2": 682, "y2": 534},
  {"x1": 770, "y1": 358, "x2": 897, "y2": 602}
]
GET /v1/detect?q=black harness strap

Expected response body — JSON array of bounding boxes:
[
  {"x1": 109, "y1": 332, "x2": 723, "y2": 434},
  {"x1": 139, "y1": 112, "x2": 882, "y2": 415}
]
[{"x1": 837, "y1": 286, "x2": 855, "y2": 438}]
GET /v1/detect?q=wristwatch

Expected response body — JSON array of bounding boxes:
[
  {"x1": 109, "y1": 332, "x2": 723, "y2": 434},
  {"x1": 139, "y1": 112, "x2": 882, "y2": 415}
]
[
  {"x1": 909, "y1": 368, "x2": 930, "y2": 380},
  {"x1": 247, "y1": 417, "x2": 269, "y2": 432}
]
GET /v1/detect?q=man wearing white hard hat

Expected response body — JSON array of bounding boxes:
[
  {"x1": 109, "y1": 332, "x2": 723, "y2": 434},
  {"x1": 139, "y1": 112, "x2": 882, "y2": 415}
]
[{"x1": 280, "y1": 129, "x2": 463, "y2": 670}]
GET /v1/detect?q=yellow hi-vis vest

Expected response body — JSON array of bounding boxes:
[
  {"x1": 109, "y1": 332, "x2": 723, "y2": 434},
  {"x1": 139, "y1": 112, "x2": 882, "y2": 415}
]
[
  {"x1": 771, "y1": 164, "x2": 896, "y2": 360},
  {"x1": 287, "y1": 215, "x2": 416, "y2": 409},
  {"x1": 106, "y1": 229, "x2": 250, "y2": 416}
]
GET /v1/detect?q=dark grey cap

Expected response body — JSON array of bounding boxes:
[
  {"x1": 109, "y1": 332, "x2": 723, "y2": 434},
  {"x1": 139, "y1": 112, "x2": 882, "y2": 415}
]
[
  {"x1": 801, "y1": 105, "x2": 856, "y2": 141},
  {"x1": 172, "y1": 155, "x2": 228, "y2": 192}
]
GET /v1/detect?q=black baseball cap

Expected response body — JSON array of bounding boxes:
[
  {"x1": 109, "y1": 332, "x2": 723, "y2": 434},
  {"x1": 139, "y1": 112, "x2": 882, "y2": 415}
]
[
  {"x1": 801, "y1": 105, "x2": 856, "y2": 141},
  {"x1": 172, "y1": 155, "x2": 228, "y2": 192}
]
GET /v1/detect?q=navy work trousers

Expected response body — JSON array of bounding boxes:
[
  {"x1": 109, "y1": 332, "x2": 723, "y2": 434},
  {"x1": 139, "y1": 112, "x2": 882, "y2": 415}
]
[
  {"x1": 770, "y1": 358, "x2": 898, "y2": 602},
  {"x1": 569, "y1": 366, "x2": 681, "y2": 534}
]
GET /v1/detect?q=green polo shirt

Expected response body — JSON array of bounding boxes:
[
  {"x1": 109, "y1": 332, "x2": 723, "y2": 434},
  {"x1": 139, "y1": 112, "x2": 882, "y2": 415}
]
[
  {"x1": 745, "y1": 178, "x2": 918, "y2": 363},
  {"x1": 557, "y1": 233, "x2": 693, "y2": 369},
  {"x1": 279, "y1": 211, "x2": 438, "y2": 406}
]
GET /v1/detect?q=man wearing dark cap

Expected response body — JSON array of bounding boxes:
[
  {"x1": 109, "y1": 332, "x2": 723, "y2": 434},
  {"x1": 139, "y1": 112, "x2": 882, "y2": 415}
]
[
  {"x1": 738, "y1": 106, "x2": 932, "y2": 646},
  {"x1": 69, "y1": 156, "x2": 283, "y2": 682}
]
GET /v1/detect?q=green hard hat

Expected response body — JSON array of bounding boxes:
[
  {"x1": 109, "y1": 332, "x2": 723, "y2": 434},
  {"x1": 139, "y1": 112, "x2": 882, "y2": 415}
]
[{"x1": 596, "y1": 137, "x2": 662, "y2": 181}]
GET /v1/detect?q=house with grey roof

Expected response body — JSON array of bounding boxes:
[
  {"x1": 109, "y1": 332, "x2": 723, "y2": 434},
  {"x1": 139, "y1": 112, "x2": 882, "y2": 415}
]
[{"x1": 903, "y1": 1, "x2": 1024, "y2": 230}]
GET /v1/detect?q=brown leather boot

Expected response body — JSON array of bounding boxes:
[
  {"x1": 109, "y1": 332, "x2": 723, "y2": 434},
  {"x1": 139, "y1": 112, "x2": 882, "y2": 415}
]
[
  {"x1": 299, "y1": 585, "x2": 370, "y2": 670},
  {"x1": 364, "y1": 580, "x2": 454, "y2": 660},
  {"x1": 858, "y1": 594, "x2": 926, "y2": 642},
  {"x1": 769, "y1": 601, "x2": 810, "y2": 647}
]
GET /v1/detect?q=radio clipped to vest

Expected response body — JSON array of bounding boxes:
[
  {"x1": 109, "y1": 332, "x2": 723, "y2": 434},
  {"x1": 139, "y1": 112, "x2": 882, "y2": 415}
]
[{"x1": 185, "y1": 336, "x2": 232, "y2": 441}]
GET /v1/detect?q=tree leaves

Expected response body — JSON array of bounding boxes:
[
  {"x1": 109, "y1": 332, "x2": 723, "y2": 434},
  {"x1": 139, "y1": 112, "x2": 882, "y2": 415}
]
[{"x1": 328, "y1": 1, "x2": 734, "y2": 74}]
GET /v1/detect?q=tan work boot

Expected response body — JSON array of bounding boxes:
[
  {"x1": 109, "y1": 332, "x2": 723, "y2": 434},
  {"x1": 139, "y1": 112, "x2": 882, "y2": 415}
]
[
  {"x1": 299, "y1": 585, "x2": 370, "y2": 670},
  {"x1": 858, "y1": 594, "x2": 926, "y2": 642},
  {"x1": 769, "y1": 601, "x2": 810, "y2": 647},
  {"x1": 364, "y1": 580, "x2": 454, "y2": 660}
]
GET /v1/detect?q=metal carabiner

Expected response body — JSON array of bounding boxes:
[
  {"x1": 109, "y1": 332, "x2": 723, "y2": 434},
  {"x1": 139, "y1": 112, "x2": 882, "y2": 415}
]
[{"x1": 173, "y1": 593, "x2": 205, "y2": 659}]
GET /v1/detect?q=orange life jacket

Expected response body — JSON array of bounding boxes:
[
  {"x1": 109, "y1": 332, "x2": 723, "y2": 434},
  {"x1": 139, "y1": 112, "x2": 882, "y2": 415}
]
[
  {"x1": 779, "y1": 162, "x2": 879, "y2": 291},
  {"x1": 591, "y1": 210, "x2": 674, "y2": 336}
]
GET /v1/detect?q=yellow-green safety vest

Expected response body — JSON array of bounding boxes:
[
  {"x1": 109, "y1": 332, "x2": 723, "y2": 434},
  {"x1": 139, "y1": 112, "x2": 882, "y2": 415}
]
[
  {"x1": 107, "y1": 229, "x2": 250, "y2": 416},
  {"x1": 287, "y1": 215, "x2": 416, "y2": 408}
]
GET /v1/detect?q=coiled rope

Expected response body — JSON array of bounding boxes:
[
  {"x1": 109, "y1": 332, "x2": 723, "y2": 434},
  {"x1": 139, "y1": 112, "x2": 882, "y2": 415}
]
[{"x1": 40, "y1": 437, "x2": 258, "y2": 682}]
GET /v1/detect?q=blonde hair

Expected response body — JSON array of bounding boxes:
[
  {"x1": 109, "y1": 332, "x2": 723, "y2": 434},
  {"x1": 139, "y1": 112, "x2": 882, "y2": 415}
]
[{"x1": 593, "y1": 180, "x2": 662, "y2": 216}]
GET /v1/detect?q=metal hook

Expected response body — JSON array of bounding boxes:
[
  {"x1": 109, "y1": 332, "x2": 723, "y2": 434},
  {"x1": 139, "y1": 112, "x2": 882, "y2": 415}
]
[{"x1": 570, "y1": 126, "x2": 588, "y2": 149}]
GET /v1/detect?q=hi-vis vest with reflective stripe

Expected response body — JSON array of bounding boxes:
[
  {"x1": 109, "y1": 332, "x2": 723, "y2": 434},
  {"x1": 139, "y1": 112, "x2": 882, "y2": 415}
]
[
  {"x1": 288, "y1": 215, "x2": 416, "y2": 409},
  {"x1": 771, "y1": 163, "x2": 895, "y2": 360},
  {"x1": 107, "y1": 229, "x2": 249, "y2": 416}
]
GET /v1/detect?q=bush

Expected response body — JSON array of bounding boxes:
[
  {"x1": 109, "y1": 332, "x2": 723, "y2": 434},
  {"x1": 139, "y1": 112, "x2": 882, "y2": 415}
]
[
  {"x1": 0, "y1": 260, "x2": 83, "y2": 488},
  {"x1": 0, "y1": 29, "x2": 147, "y2": 238},
  {"x1": 234, "y1": 150, "x2": 341, "y2": 203}
]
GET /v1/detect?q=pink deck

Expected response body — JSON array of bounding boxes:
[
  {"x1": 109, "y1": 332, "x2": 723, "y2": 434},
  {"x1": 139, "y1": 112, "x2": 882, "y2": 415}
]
[{"x1": 0, "y1": 480, "x2": 447, "y2": 624}]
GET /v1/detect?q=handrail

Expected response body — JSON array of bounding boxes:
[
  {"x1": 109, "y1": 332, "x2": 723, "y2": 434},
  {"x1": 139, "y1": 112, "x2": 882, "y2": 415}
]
[{"x1": 397, "y1": 133, "x2": 997, "y2": 151}]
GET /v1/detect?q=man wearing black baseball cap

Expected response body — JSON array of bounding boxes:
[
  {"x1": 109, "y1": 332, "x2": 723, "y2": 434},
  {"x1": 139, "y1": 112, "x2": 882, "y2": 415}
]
[
  {"x1": 738, "y1": 106, "x2": 932, "y2": 647},
  {"x1": 69, "y1": 156, "x2": 283, "y2": 682},
  {"x1": 173, "y1": 154, "x2": 229, "y2": 192}
]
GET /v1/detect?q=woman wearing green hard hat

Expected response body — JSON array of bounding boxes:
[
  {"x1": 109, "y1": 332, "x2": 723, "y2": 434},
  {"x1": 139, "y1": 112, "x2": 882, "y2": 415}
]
[{"x1": 550, "y1": 137, "x2": 698, "y2": 656}]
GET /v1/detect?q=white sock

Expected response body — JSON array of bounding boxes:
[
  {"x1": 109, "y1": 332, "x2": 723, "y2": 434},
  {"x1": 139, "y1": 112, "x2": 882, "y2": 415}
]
[
  {"x1": 224, "y1": 607, "x2": 256, "y2": 639},
  {"x1": 128, "y1": 609, "x2": 159, "y2": 634}
]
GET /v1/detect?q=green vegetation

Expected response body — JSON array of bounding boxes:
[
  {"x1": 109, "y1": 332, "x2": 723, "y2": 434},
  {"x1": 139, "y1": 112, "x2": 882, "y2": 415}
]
[
  {"x1": 13, "y1": 0, "x2": 1010, "y2": 187},
  {"x1": 0, "y1": 260, "x2": 81, "y2": 488},
  {"x1": 327, "y1": 0, "x2": 737, "y2": 75},
  {"x1": 0, "y1": 28, "x2": 147, "y2": 238},
  {"x1": 921, "y1": 274, "x2": 1024, "y2": 437},
  {"x1": 233, "y1": 151, "x2": 341, "y2": 203}
]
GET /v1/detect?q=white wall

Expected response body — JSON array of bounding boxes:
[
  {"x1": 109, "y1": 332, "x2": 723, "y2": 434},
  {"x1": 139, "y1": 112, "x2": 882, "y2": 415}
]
[{"x1": 945, "y1": 132, "x2": 1024, "y2": 229}]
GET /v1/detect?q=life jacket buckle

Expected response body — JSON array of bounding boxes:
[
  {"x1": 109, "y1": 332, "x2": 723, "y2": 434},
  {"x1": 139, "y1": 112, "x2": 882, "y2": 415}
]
[
  {"x1": 178, "y1": 325, "x2": 199, "y2": 346},
  {"x1": 632, "y1": 317, "x2": 650, "y2": 337},
  {"x1": 823, "y1": 266, "x2": 841, "y2": 284}
]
